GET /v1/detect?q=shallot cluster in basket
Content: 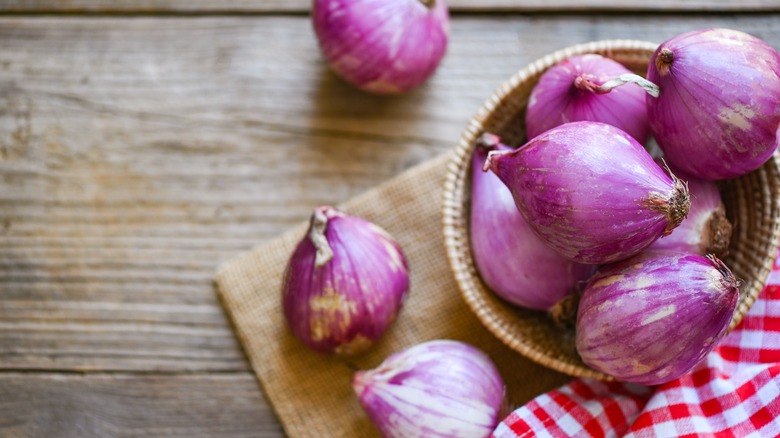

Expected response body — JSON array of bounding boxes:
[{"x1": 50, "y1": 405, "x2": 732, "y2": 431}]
[
  {"x1": 278, "y1": 26, "x2": 780, "y2": 438},
  {"x1": 473, "y1": 28, "x2": 779, "y2": 387}
]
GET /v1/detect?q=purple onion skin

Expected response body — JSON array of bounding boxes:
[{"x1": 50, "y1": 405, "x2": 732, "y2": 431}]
[
  {"x1": 312, "y1": 0, "x2": 449, "y2": 95},
  {"x1": 353, "y1": 340, "x2": 505, "y2": 438},
  {"x1": 650, "y1": 164, "x2": 732, "y2": 257},
  {"x1": 646, "y1": 28, "x2": 780, "y2": 180},
  {"x1": 282, "y1": 206, "x2": 409, "y2": 355},
  {"x1": 576, "y1": 251, "x2": 739, "y2": 385},
  {"x1": 526, "y1": 54, "x2": 650, "y2": 143},
  {"x1": 470, "y1": 137, "x2": 593, "y2": 310},
  {"x1": 487, "y1": 121, "x2": 690, "y2": 265}
]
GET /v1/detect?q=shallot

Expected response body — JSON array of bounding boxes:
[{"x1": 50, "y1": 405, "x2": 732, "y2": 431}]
[
  {"x1": 486, "y1": 121, "x2": 690, "y2": 265},
  {"x1": 646, "y1": 28, "x2": 780, "y2": 180},
  {"x1": 470, "y1": 133, "x2": 592, "y2": 310},
  {"x1": 312, "y1": 0, "x2": 450, "y2": 94},
  {"x1": 282, "y1": 206, "x2": 409, "y2": 355},
  {"x1": 353, "y1": 340, "x2": 505, "y2": 437},
  {"x1": 576, "y1": 251, "x2": 739, "y2": 385},
  {"x1": 526, "y1": 54, "x2": 656, "y2": 143},
  {"x1": 650, "y1": 163, "x2": 732, "y2": 257}
]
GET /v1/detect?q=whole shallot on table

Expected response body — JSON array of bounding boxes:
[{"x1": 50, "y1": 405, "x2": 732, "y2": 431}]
[
  {"x1": 312, "y1": 0, "x2": 450, "y2": 94},
  {"x1": 354, "y1": 340, "x2": 506, "y2": 438},
  {"x1": 281, "y1": 206, "x2": 409, "y2": 355}
]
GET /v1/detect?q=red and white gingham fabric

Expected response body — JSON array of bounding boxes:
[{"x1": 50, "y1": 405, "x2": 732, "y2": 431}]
[{"x1": 494, "y1": 248, "x2": 780, "y2": 438}]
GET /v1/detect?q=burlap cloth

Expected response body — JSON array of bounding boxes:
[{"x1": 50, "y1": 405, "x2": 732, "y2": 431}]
[{"x1": 215, "y1": 153, "x2": 571, "y2": 437}]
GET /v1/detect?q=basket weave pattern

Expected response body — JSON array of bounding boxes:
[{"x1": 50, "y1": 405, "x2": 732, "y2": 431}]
[{"x1": 442, "y1": 40, "x2": 780, "y2": 380}]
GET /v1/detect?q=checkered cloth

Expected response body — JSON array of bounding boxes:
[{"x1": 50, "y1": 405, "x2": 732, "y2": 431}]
[{"x1": 494, "y1": 248, "x2": 780, "y2": 438}]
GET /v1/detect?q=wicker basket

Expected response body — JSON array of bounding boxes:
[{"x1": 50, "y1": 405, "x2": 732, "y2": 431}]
[{"x1": 442, "y1": 39, "x2": 780, "y2": 380}]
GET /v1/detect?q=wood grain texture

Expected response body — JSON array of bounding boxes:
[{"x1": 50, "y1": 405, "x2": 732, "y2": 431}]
[
  {"x1": 0, "y1": 11, "x2": 778, "y2": 438},
  {"x1": 0, "y1": 373, "x2": 284, "y2": 437},
  {"x1": 1, "y1": 0, "x2": 780, "y2": 13},
  {"x1": 2, "y1": 13, "x2": 780, "y2": 372}
]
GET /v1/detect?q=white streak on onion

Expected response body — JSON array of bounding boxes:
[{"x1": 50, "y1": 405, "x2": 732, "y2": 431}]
[
  {"x1": 486, "y1": 121, "x2": 690, "y2": 265},
  {"x1": 282, "y1": 206, "x2": 409, "y2": 355},
  {"x1": 312, "y1": 0, "x2": 450, "y2": 94},
  {"x1": 646, "y1": 28, "x2": 780, "y2": 180},
  {"x1": 353, "y1": 340, "x2": 505, "y2": 438},
  {"x1": 576, "y1": 251, "x2": 739, "y2": 385},
  {"x1": 470, "y1": 133, "x2": 593, "y2": 310},
  {"x1": 525, "y1": 54, "x2": 653, "y2": 144}
]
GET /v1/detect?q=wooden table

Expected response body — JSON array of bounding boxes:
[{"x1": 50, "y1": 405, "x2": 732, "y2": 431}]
[{"x1": 1, "y1": 1, "x2": 778, "y2": 436}]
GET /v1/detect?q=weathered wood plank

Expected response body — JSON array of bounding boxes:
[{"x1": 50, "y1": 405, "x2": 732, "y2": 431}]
[
  {"x1": 1, "y1": 15, "x2": 779, "y2": 374},
  {"x1": 0, "y1": 0, "x2": 779, "y2": 13},
  {"x1": 0, "y1": 373, "x2": 284, "y2": 437}
]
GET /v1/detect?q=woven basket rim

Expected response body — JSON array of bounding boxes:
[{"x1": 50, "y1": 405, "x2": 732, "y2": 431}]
[{"x1": 442, "y1": 39, "x2": 780, "y2": 380}]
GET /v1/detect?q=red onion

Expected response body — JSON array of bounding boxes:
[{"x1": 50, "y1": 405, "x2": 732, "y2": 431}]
[
  {"x1": 650, "y1": 163, "x2": 732, "y2": 257},
  {"x1": 576, "y1": 251, "x2": 739, "y2": 385},
  {"x1": 526, "y1": 54, "x2": 657, "y2": 143},
  {"x1": 312, "y1": 0, "x2": 450, "y2": 95},
  {"x1": 282, "y1": 206, "x2": 409, "y2": 355},
  {"x1": 470, "y1": 133, "x2": 593, "y2": 310},
  {"x1": 353, "y1": 340, "x2": 505, "y2": 437},
  {"x1": 485, "y1": 121, "x2": 690, "y2": 265},
  {"x1": 646, "y1": 28, "x2": 780, "y2": 180}
]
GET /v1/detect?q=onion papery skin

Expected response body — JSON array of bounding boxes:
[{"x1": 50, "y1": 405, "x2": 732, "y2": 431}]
[
  {"x1": 486, "y1": 121, "x2": 690, "y2": 265},
  {"x1": 353, "y1": 340, "x2": 505, "y2": 438},
  {"x1": 526, "y1": 54, "x2": 650, "y2": 143},
  {"x1": 576, "y1": 251, "x2": 739, "y2": 385},
  {"x1": 282, "y1": 206, "x2": 409, "y2": 355},
  {"x1": 470, "y1": 135, "x2": 593, "y2": 310},
  {"x1": 312, "y1": 0, "x2": 450, "y2": 95},
  {"x1": 646, "y1": 28, "x2": 780, "y2": 180},
  {"x1": 650, "y1": 163, "x2": 732, "y2": 257}
]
